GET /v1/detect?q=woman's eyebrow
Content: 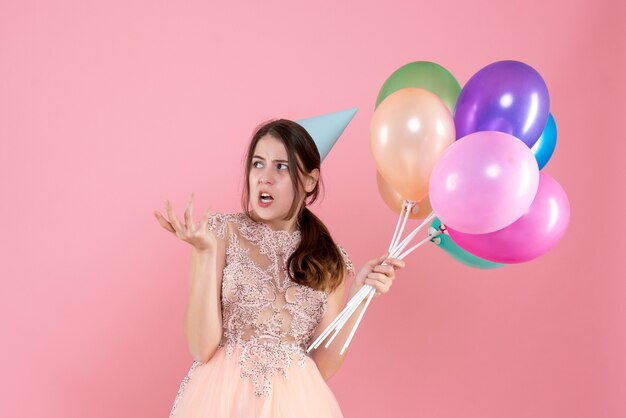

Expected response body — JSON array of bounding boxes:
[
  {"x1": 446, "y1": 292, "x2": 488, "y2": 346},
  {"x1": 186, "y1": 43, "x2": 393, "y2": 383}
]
[{"x1": 252, "y1": 155, "x2": 289, "y2": 163}]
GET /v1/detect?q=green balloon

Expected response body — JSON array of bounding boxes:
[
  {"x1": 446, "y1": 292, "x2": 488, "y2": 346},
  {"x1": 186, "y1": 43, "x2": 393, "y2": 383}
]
[
  {"x1": 376, "y1": 61, "x2": 461, "y2": 114},
  {"x1": 430, "y1": 218, "x2": 504, "y2": 270}
]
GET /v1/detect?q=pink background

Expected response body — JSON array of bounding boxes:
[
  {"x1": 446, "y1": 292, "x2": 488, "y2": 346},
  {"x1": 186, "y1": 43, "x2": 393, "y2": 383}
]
[{"x1": 1, "y1": 0, "x2": 624, "y2": 417}]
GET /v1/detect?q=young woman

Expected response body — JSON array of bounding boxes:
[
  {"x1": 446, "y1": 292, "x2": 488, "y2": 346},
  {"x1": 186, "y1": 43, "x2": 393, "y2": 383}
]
[{"x1": 155, "y1": 119, "x2": 405, "y2": 417}]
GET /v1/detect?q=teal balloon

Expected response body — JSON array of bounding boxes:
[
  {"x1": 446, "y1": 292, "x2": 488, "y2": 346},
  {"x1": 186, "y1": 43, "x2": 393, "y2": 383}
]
[
  {"x1": 430, "y1": 218, "x2": 505, "y2": 269},
  {"x1": 296, "y1": 107, "x2": 358, "y2": 161},
  {"x1": 531, "y1": 113, "x2": 557, "y2": 170}
]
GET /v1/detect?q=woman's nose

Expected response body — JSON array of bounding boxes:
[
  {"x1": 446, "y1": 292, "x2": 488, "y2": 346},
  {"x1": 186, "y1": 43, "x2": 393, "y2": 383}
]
[{"x1": 259, "y1": 171, "x2": 274, "y2": 184}]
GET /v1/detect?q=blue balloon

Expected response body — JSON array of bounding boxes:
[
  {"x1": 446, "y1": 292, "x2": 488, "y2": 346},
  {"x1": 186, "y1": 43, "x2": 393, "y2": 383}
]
[{"x1": 531, "y1": 113, "x2": 557, "y2": 170}]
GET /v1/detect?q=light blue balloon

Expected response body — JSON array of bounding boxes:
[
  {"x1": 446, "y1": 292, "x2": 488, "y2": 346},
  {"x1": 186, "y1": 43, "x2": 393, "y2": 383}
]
[
  {"x1": 430, "y1": 217, "x2": 504, "y2": 269},
  {"x1": 296, "y1": 107, "x2": 358, "y2": 161},
  {"x1": 531, "y1": 113, "x2": 557, "y2": 170}
]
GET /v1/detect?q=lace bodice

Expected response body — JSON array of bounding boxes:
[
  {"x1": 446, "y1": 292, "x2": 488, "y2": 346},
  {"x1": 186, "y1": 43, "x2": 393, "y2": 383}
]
[{"x1": 204, "y1": 212, "x2": 354, "y2": 397}]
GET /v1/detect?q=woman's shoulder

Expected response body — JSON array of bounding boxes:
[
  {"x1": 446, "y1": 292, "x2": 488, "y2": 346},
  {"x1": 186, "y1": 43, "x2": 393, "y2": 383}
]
[
  {"x1": 208, "y1": 211, "x2": 242, "y2": 220},
  {"x1": 205, "y1": 212, "x2": 247, "y2": 236},
  {"x1": 208, "y1": 212, "x2": 256, "y2": 229},
  {"x1": 335, "y1": 242, "x2": 355, "y2": 277}
]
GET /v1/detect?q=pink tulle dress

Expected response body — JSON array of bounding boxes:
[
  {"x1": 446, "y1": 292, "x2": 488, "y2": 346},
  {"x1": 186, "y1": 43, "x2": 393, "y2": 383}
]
[{"x1": 169, "y1": 212, "x2": 354, "y2": 417}]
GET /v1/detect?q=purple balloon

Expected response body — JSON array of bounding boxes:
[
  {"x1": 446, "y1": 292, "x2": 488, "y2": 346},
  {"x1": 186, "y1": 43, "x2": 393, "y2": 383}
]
[
  {"x1": 447, "y1": 172, "x2": 570, "y2": 263},
  {"x1": 454, "y1": 60, "x2": 550, "y2": 148},
  {"x1": 429, "y1": 131, "x2": 539, "y2": 234}
]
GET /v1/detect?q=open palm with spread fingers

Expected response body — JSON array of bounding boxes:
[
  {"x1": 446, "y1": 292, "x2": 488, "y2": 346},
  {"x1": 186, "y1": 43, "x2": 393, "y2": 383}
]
[{"x1": 153, "y1": 193, "x2": 216, "y2": 252}]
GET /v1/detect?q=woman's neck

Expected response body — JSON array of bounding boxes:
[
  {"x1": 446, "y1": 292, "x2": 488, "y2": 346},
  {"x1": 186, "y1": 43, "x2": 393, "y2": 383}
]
[{"x1": 248, "y1": 210, "x2": 299, "y2": 234}]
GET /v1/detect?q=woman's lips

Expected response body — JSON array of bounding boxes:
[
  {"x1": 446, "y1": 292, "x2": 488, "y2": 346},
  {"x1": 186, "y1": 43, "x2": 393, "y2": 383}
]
[{"x1": 259, "y1": 191, "x2": 274, "y2": 207}]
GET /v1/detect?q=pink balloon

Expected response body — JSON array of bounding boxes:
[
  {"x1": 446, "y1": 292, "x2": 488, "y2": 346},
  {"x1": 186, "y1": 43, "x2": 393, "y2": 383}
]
[
  {"x1": 447, "y1": 172, "x2": 570, "y2": 263},
  {"x1": 429, "y1": 131, "x2": 539, "y2": 233}
]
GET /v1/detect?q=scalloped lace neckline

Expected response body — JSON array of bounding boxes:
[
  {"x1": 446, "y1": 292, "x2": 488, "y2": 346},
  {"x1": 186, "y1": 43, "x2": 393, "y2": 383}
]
[{"x1": 241, "y1": 213, "x2": 301, "y2": 239}]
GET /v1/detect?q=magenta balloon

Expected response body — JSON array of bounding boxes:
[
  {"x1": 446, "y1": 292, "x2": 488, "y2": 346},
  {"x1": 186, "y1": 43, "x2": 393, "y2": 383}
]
[
  {"x1": 429, "y1": 131, "x2": 539, "y2": 233},
  {"x1": 447, "y1": 172, "x2": 570, "y2": 263}
]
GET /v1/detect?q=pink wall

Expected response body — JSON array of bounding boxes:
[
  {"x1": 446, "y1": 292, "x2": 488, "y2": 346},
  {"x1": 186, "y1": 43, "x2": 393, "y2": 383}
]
[{"x1": 1, "y1": 0, "x2": 624, "y2": 417}]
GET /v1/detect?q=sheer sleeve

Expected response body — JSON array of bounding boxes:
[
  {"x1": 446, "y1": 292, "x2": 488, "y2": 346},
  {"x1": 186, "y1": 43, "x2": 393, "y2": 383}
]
[
  {"x1": 337, "y1": 243, "x2": 355, "y2": 280},
  {"x1": 206, "y1": 212, "x2": 229, "y2": 248}
]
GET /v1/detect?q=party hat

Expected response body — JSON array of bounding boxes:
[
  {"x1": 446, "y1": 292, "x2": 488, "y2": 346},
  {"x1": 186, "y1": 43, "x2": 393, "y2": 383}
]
[{"x1": 296, "y1": 107, "x2": 358, "y2": 161}]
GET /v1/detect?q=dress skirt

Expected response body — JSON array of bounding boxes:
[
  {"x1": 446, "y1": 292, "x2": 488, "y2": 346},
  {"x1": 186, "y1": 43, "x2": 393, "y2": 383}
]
[{"x1": 169, "y1": 343, "x2": 344, "y2": 417}]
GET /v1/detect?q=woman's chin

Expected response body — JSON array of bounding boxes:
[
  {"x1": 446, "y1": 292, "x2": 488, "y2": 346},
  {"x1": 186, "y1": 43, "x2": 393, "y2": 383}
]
[
  {"x1": 251, "y1": 205, "x2": 273, "y2": 219},
  {"x1": 252, "y1": 205, "x2": 287, "y2": 222}
]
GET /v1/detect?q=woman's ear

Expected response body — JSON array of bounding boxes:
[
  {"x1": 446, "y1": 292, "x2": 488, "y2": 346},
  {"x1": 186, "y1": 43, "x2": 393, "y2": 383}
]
[{"x1": 304, "y1": 168, "x2": 320, "y2": 193}]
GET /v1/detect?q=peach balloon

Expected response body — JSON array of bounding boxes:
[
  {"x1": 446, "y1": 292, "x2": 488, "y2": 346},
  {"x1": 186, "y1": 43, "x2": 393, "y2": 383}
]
[
  {"x1": 376, "y1": 171, "x2": 433, "y2": 219},
  {"x1": 370, "y1": 88, "x2": 455, "y2": 201}
]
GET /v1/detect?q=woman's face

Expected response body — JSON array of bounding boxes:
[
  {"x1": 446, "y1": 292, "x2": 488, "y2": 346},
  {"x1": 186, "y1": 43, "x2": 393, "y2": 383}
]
[{"x1": 248, "y1": 134, "x2": 300, "y2": 230}]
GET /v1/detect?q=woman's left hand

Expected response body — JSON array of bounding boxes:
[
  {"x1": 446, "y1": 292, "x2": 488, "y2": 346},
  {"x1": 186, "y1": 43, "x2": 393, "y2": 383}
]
[{"x1": 350, "y1": 252, "x2": 406, "y2": 299}]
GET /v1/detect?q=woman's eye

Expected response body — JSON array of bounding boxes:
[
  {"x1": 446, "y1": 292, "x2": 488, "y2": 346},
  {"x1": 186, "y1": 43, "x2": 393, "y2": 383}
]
[
  {"x1": 253, "y1": 161, "x2": 263, "y2": 169},
  {"x1": 277, "y1": 163, "x2": 289, "y2": 170}
]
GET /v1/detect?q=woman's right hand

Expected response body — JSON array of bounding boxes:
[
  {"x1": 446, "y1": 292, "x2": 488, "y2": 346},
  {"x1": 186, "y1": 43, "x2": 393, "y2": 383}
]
[{"x1": 154, "y1": 193, "x2": 217, "y2": 252}]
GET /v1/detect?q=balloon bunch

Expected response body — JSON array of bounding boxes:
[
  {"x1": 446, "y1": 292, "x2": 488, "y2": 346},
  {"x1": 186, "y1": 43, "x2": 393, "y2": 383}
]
[{"x1": 307, "y1": 60, "x2": 570, "y2": 355}]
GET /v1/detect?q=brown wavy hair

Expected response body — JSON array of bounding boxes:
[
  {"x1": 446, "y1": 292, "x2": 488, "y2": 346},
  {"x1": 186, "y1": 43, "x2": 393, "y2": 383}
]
[{"x1": 241, "y1": 119, "x2": 346, "y2": 293}]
